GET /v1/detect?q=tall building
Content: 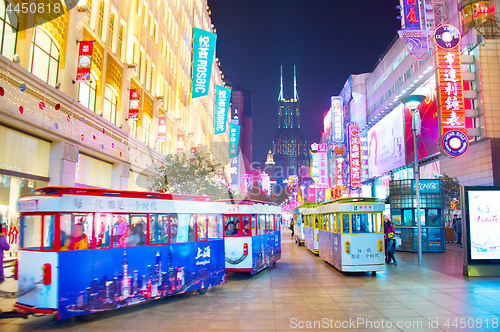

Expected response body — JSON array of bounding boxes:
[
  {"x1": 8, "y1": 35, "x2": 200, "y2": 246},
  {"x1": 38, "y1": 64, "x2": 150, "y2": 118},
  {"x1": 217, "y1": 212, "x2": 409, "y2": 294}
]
[
  {"x1": 271, "y1": 66, "x2": 308, "y2": 178},
  {"x1": 0, "y1": 0, "x2": 228, "y2": 259}
]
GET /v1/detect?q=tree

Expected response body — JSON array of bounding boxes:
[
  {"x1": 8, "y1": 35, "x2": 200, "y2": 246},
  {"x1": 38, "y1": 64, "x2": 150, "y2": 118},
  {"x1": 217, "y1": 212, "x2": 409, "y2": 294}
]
[
  {"x1": 441, "y1": 173, "x2": 461, "y2": 226},
  {"x1": 147, "y1": 152, "x2": 234, "y2": 199}
]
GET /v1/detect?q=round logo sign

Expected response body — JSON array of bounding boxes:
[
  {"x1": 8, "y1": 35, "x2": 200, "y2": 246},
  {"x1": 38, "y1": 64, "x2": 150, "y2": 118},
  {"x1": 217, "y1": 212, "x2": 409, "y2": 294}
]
[
  {"x1": 435, "y1": 24, "x2": 461, "y2": 49},
  {"x1": 442, "y1": 130, "x2": 469, "y2": 157}
]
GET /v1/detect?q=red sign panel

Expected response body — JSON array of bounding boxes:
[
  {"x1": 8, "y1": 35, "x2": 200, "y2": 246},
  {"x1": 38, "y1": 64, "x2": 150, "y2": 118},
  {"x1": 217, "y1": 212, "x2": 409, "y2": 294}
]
[
  {"x1": 75, "y1": 41, "x2": 94, "y2": 82},
  {"x1": 128, "y1": 89, "x2": 141, "y2": 120},
  {"x1": 348, "y1": 123, "x2": 362, "y2": 188},
  {"x1": 435, "y1": 24, "x2": 469, "y2": 157},
  {"x1": 158, "y1": 117, "x2": 167, "y2": 141}
]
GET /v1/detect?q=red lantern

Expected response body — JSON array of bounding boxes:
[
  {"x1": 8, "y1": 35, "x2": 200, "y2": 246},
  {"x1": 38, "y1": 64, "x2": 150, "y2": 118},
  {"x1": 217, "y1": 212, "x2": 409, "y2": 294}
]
[
  {"x1": 93, "y1": 134, "x2": 96, "y2": 140},
  {"x1": 39, "y1": 101, "x2": 45, "y2": 110},
  {"x1": 102, "y1": 128, "x2": 105, "y2": 134},
  {"x1": 55, "y1": 103, "x2": 61, "y2": 110},
  {"x1": 67, "y1": 115, "x2": 71, "y2": 122},
  {"x1": 81, "y1": 134, "x2": 85, "y2": 141},
  {"x1": 19, "y1": 106, "x2": 23, "y2": 114},
  {"x1": 111, "y1": 143, "x2": 114, "y2": 148},
  {"x1": 0, "y1": 87, "x2": 4, "y2": 96}
]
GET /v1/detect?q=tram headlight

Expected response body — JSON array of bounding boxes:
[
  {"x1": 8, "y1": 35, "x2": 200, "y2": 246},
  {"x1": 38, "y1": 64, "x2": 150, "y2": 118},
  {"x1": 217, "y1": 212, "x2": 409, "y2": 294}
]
[
  {"x1": 378, "y1": 239, "x2": 384, "y2": 252},
  {"x1": 344, "y1": 241, "x2": 350, "y2": 254}
]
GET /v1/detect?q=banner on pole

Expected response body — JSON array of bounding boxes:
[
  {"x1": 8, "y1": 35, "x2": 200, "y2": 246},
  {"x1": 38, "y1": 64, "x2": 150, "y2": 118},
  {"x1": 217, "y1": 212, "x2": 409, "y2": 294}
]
[
  {"x1": 75, "y1": 41, "x2": 94, "y2": 83},
  {"x1": 128, "y1": 89, "x2": 141, "y2": 120},
  {"x1": 229, "y1": 123, "x2": 240, "y2": 159},
  {"x1": 214, "y1": 85, "x2": 231, "y2": 135},
  {"x1": 192, "y1": 27, "x2": 217, "y2": 99}
]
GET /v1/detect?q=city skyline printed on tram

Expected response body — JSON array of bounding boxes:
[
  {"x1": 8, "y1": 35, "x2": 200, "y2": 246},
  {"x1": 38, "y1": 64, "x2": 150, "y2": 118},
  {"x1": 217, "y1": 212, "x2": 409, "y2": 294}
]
[{"x1": 58, "y1": 240, "x2": 225, "y2": 319}]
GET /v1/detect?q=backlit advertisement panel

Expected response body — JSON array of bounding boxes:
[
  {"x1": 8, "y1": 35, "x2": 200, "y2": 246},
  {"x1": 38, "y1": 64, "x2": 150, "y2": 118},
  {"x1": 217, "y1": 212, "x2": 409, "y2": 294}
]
[
  {"x1": 331, "y1": 97, "x2": 344, "y2": 143},
  {"x1": 368, "y1": 107, "x2": 405, "y2": 178},
  {"x1": 468, "y1": 190, "x2": 500, "y2": 261},
  {"x1": 404, "y1": 79, "x2": 440, "y2": 164}
]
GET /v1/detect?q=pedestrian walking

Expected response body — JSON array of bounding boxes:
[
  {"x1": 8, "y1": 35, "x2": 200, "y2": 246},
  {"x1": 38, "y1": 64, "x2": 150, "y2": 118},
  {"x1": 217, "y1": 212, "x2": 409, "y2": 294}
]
[
  {"x1": 0, "y1": 224, "x2": 10, "y2": 284},
  {"x1": 384, "y1": 218, "x2": 395, "y2": 264},
  {"x1": 452, "y1": 214, "x2": 458, "y2": 243},
  {"x1": 456, "y1": 218, "x2": 462, "y2": 248},
  {"x1": 387, "y1": 234, "x2": 397, "y2": 265}
]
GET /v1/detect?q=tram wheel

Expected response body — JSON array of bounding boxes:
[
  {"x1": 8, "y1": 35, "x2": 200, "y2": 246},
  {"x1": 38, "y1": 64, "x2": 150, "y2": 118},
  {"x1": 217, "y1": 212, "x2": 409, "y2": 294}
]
[
  {"x1": 77, "y1": 312, "x2": 103, "y2": 321},
  {"x1": 197, "y1": 287, "x2": 209, "y2": 295}
]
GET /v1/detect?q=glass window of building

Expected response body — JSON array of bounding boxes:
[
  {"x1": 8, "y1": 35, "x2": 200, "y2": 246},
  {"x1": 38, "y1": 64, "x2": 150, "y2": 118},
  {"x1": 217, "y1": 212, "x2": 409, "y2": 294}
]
[
  {"x1": 461, "y1": 1, "x2": 493, "y2": 33},
  {"x1": 108, "y1": 11, "x2": 115, "y2": 50},
  {"x1": 97, "y1": 0, "x2": 105, "y2": 38},
  {"x1": 0, "y1": 1, "x2": 18, "y2": 59},
  {"x1": 145, "y1": 57, "x2": 151, "y2": 91},
  {"x1": 118, "y1": 21, "x2": 124, "y2": 61},
  {"x1": 103, "y1": 85, "x2": 118, "y2": 125},
  {"x1": 29, "y1": 28, "x2": 59, "y2": 86},
  {"x1": 143, "y1": 115, "x2": 151, "y2": 145},
  {"x1": 143, "y1": 5, "x2": 148, "y2": 27},
  {"x1": 154, "y1": 20, "x2": 158, "y2": 42},
  {"x1": 128, "y1": 119, "x2": 138, "y2": 137},
  {"x1": 78, "y1": 72, "x2": 97, "y2": 113}
]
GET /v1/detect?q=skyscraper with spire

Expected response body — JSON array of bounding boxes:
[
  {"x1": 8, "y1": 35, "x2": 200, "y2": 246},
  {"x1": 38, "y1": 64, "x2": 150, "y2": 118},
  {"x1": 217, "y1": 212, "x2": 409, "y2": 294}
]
[{"x1": 271, "y1": 66, "x2": 308, "y2": 178}]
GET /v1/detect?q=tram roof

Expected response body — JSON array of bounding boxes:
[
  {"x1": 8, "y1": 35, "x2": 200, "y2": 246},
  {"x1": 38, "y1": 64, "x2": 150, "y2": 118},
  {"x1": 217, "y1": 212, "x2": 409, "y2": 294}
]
[
  {"x1": 216, "y1": 199, "x2": 276, "y2": 206},
  {"x1": 31, "y1": 186, "x2": 217, "y2": 202},
  {"x1": 299, "y1": 197, "x2": 385, "y2": 214}
]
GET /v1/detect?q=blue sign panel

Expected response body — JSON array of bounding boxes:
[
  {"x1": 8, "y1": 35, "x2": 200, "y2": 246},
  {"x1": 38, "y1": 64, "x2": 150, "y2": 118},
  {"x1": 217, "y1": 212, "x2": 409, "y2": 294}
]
[
  {"x1": 229, "y1": 123, "x2": 240, "y2": 159},
  {"x1": 214, "y1": 85, "x2": 231, "y2": 135},
  {"x1": 402, "y1": 0, "x2": 422, "y2": 30},
  {"x1": 192, "y1": 28, "x2": 217, "y2": 99},
  {"x1": 412, "y1": 179, "x2": 440, "y2": 194}
]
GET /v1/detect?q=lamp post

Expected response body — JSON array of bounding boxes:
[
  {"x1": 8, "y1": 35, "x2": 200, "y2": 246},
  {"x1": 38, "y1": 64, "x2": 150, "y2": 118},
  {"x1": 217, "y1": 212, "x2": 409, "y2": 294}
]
[
  {"x1": 399, "y1": 94, "x2": 426, "y2": 263},
  {"x1": 300, "y1": 185, "x2": 305, "y2": 205}
]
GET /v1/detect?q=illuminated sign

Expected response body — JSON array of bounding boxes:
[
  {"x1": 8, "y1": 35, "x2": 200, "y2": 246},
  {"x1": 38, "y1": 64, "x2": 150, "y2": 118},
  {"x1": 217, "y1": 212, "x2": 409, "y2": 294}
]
[
  {"x1": 317, "y1": 144, "x2": 328, "y2": 188},
  {"x1": 230, "y1": 156, "x2": 239, "y2": 185},
  {"x1": 192, "y1": 28, "x2": 217, "y2": 99},
  {"x1": 128, "y1": 89, "x2": 141, "y2": 120},
  {"x1": 229, "y1": 123, "x2": 240, "y2": 158},
  {"x1": 435, "y1": 24, "x2": 469, "y2": 158},
  {"x1": 331, "y1": 96, "x2": 344, "y2": 143},
  {"x1": 323, "y1": 107, "x2": 332, "y2": 133},
  {"x1": 261, "y1": 173, "x2": 270, "y2": 196},
  {"x1": 400, "y1": 0, "x2": 422, "y2": 30},
  {"x1": 157, "y1": 117, "x2": 167, "y2": 141},
  {"x1": 75, "y1": 41, "x2": 94, "y2": 83},
  {"x1": 214, "y1": 85, "x2": 231, "y2": 135},
  {"x1": 348, "y1": 123, "x2": 362, "y2": 188}
]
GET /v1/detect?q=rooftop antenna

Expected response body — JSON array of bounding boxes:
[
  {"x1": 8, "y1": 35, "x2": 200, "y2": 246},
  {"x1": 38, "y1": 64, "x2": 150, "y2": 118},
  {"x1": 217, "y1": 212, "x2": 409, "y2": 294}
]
[
  {"x1": 294, "y1": 65, "x2": 299, "y2": 101},
  {"x1": 278, "y1": 65, "x2": 284, "y2": 101}
]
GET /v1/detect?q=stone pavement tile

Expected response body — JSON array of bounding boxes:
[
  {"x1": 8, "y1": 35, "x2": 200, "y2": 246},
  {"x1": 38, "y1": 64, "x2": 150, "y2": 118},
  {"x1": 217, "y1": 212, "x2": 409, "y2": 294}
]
[
  {"x1": 429, "y1": 299, "x2": 471, "y2": 307},
  {"x1": 240, "y1": 303, "x2": 274, "y2": 312},
  {"x1": 203, "y1": 312, "x2": 241, "y2": 321},
  {"x1": 272, "y1": 303, "x2": 307, "y2": 311},
  {"x1": 162, "y1": 310, "x2": 207, "y2": 320},
  {"x1": 397, "y1": 300, "x2": 440, "y2": 308},
  {"x1": 207, "y1": 303, "x2": 243, "y2": 313},
  {"x1": 333, "y1": 296, "x2": 368, "y2": 303},
  {"x1": 238, "y1": 311, "x2": 275, "y2": 320},
  {"x1": 377, "y1": 309, "x2": 421, "y2": 318},
  {"x1": 301, "y1": 297, "x2": 335, "y2": 304},
  {"x1": 211, "y1": 297, "x2": 243, "y2": 304},
  {"x1": 307, "y1": 310, "x2": 347, "y2": 320},
  {"x1": 477, "y1": 305, "x2": 500, "y2": 315},
  {"x1": 336, "y1": 302, "x2": 375, "y2": 311},
  {"x1": 194, "y1": 319, "x2": 238, "y2": 330},
  {"x1": 304, "y1": 303, "x2": 341, "y2": 311},
  {"x1": 236, "y1": 319, "x2": 276, "y2": 331},
  {"x1": 445, "y1": 305, "x2": 492, "y2": 315},
  {"x1": 156, "y1": 319, "x2": 200, "y2": 330},
  {"x1": 361, "y1": 295, "x2": 395, "y2": 303},
  {"x1": 119, "y1": 319, "x2": 163, "y2": 330},
  {"x1": 274, "y1": 310, "x2": 312, "y2": 320},
  {"x1": 272, "y1": 297, "x2": 305, "y2": 304},
  {"x1": 242, "y1": 298, "x2": 273, "y2": 305},
  {"x1": 343, "y1": 310, "x2": 384, "y2": 319},
  {"x1": 412, "y1": 307, "x2": 457, "y2": 317},
  {"x1": 371, "y1": 301, "x2": 408, "y2": 310}
]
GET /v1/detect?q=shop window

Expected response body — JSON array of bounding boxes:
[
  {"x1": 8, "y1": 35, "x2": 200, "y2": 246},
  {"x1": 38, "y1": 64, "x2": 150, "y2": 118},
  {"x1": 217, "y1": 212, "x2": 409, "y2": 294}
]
[
  {"x1": 77, "y1": 72, "x2": 97, "y2": 113},
  {"x1": 197, "y1": 214, "x2": 207, "y2": 240},
  {"x1": 143, "y1": 115, "x2": 151, "y2": 145},
  {"x1": 29, "y1": 28, "x2": 59, "y2": 86},
  {"x1": 103, "y1": 85, "x2": 119, "y2": 125},
  {"x1": 207, "y1": 214, "x2": 222, "y2": 239},
  {"x1": 150, "y1": 214, "x2": 169, "y2": 244},
  {"x1": 95, "y1": 213, "x2": 112, "y2": 248},
  {"x1": 60, "y1": 213, "x2": 92, "y2": 250},
  {"x1": 461, "y1": 1, "x2": 493, "y2": 33},
  {"x1": 21, "y1": 215, "x2": 42, "y2": 249},
  {"x1": 0, "y1": 0, "x2": 18, "y2": 59}
]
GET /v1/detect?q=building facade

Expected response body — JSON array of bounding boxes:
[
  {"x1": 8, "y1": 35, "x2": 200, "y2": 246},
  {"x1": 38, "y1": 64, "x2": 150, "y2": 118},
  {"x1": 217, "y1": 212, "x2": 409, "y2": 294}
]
[{"x1": 0, "y1": 0, "x2": 229, "y2": 259}]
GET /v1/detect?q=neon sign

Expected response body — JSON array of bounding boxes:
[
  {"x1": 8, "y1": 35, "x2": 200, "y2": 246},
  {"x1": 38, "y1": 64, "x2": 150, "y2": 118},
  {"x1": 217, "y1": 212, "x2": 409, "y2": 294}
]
[
  {"x1": 401, "y1": 0, "x2": 422, "y2": 30},
  {"x1": 348, "y1": 123, "x2": 362, "y2": 188},
  {"x1": 331, "y1": 96, "x2": 344, "y2": 143},
  {"x1": 435, "y1": 24, "x2": 469, "y2": 158}
]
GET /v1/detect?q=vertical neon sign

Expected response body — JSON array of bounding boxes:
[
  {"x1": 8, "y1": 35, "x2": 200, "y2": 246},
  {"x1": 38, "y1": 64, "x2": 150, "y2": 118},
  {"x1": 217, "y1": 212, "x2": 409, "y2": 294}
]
[
  {"x1": 348, "y1": 123, "x2": 362, "y2": 188},
  {"x1": 435, "y1": 24, "x2": 469, "y2": 157},
  {"x1": 331, "y1": 97, "x2": 344, "y2": 143}
]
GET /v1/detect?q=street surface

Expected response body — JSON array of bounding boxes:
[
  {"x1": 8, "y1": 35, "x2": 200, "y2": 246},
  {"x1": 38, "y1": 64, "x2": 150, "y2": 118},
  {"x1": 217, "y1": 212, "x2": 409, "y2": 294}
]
[{"x1": 1, "y1": 230, "x2": 499, "y2": 331}]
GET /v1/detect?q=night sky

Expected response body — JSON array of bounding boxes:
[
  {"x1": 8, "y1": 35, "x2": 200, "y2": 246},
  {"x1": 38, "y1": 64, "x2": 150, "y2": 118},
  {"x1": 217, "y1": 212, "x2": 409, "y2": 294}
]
[{"x1": 208, "y1": 0, "x2": 401, "y2": 165}]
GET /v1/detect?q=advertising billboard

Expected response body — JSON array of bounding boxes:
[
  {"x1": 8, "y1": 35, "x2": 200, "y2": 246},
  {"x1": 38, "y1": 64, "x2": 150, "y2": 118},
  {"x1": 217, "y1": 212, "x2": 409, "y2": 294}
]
[
  {"x1": 214, "y1": 85, "x2": 231, "y2": 135},
  {"x1": 331, "y1": 97, "x2": 344, "y2": 143},
  {"x1": 404, "y1": 79, "x2": 440, "y2": 164},
  {"x1": 192, "y1": 28, "x2": 217, "y2": 99},
  {"x1": 467, "y1": 189, "x2": 500, "y2": 261},
  {"x1": 368, "y1": 107, "x2": 405, "y2": 178},
  {"x1": 348, "y1": 123, "x2": 361, "y2": 188},
  {"x1": 75, "y1": 41, "x2": 94, "y2": 83}
]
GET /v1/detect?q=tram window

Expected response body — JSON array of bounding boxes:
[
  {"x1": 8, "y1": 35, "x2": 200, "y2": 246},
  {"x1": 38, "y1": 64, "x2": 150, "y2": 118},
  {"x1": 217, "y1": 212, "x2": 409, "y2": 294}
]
[
  {"x1": 207, "y1": 214, "x2": 223, "y2": 239},
  {"x1": 251, "y1": 214, "x2": 257, "y2": 235},
  {"x1": 337, "y1": 214, "x2": 341, "y2": 233},
  {"x1": 95, "y1": 213, "x2": 112, "y2": 248},
  {"x1": 351, "y1": 214, "x2": 375, "y2": 233},
  {"x1": 150, "y1": 214, "x2": 169, "y2": 244},
  {"x1": 113, "y1": 214, "x2": 130, "y2": 247},
  {"x1": 242, "y1": 216, "x2": 250, "y2": 236},
  {"x1": 259, "y1": 215, "x2": 266, "y2": 235},
  {"x1": 225, "y1": 216, "x2": 239, "y2": 236},
  {"x1": 332, "y1": 214, "x2": 337, "y2": 233},
  {"x1": 323, "y1": 215, "x2": 327, "y2": 231},
  {"x1": 342, "y1": 214, "x2": 350, "y2": 233},
  {"x1": 43, "y1": 215, "x2": 55, "y2": 250},
  {"x1": 197, "y1": 214, "x2": 207, "y2": 240},
  {"x1": 376, "y1": 213, "x2": 383, "y2": 233},
  {"x1": 60, "y1": 213, "x2": 92, "y2": 250},
  {"x1": 188, "y1": 215, "x2": 196, "y2": 242},
  {"x1": 314, "y1": 216, "x2": 319, "y2": 229},
  {"x1": 21, "y1": 215, "x2": 42, "y2": 249},
  {"x1": 130, "y1": 215, "x2": 147, "y2": 246},
  {"x1": 269, "y1": 215, "x2": 274, "y2": 233}
]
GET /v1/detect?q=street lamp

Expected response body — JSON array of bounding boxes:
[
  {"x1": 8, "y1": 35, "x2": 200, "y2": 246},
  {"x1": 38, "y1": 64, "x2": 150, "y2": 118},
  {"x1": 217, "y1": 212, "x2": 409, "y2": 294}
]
[
  {"x1": 300, "y1": 185, "x2": 305, "y2": 205},
  {"x1": 399, "y1": 94, "x2": 426, "y2": 263}
]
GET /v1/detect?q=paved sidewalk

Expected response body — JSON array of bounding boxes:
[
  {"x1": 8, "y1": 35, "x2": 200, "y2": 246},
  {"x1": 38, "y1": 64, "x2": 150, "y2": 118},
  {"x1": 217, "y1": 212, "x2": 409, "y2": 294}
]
[{"x1": 1, "y1": 231, "x2": 499, "y2": 331}]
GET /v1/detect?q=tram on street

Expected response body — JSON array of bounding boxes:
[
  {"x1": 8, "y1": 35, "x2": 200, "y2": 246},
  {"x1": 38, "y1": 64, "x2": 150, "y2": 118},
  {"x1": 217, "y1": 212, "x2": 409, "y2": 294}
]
[
  {"x1": 15, "y1": 187, "x2": 227, "y2": 320},
  {"x1": 314, "y1": 198, "x2": 386, "y2": 272},
  {"x1": 303, "y1": 206, "x2": 320, "y2": 254},
  {"x1": 219, "y1": 199, "x2": 281, "y2": 274},
  {"x1": 293, "y1": 207, "x2": 305, "y2": 246}
]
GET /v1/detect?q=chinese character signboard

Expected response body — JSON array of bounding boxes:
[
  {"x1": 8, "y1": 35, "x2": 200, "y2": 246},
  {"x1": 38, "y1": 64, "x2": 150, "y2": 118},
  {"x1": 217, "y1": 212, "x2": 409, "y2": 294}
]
[
  {"x1": 348, "y1": 123, "x2": 362, "y2": 188},
  {"x1": 158, "y1": 117, "x2": 167, "y2": 141},
  {"x1": 400, "y1": 0, "x2": 422, "y2": 30},
  {"x1": 75, "y1": 41, "x2": 94, "y2": 82},
  {"x1": 192, "y1": 27, "x2": 217, "y2": 99},
  {"x1": 231, "y1": 156, "x2": 239, "y2": 185},
  {"x1": 334, "y1": 148, "x2": 344, "y2": 187},
  {"x1": 318, "y1": 143, "x2": 328, "y2": 188},
  {"x1": 331, "y1": 96, "x2": 344, "y2": 143},
  {"x1": 435, "y1": 24, "x2": 469, "y2": 157},
  {"x1": 214, "y1": 85, "x2": 231, "y2": 135},
  {"x1": 128, "y1": 89, "x2": 141, "y2": 120},
  {"x1": 229, "y1": 123, "x2": 240, "y2": 158}
]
